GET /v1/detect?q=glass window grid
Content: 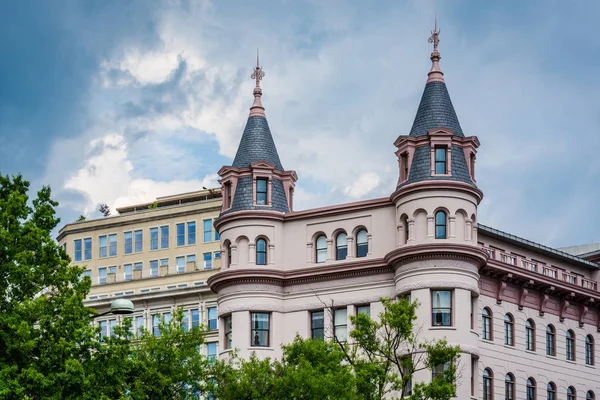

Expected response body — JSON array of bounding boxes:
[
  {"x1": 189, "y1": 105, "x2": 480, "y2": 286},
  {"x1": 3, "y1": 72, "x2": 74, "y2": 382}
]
[
  {"x1": 250, "y1": 312, "x2": 270, "y2": 347},
  {"x1": 124, "y1": 231, "x2": 133, "y2": 254},
  {"x1": 435, "y1": 147, "x2": 447, "y2": 174},
  {"x1": 207, "y1": 342, "x2": 218, "y2": 362},
  {"x1": 135, "y1": 315, "x2": 144, "y2": 337},
  {"x1": 109, "y1": 234, "x2": 117, "y2": 256},
  {"x1": 256, "y1": 178, "x2": 268, "y2": 205},
  {"x1": 431, "y1": 290, "x2": 452, "y2": 326},
  {"x1": 188, "y1": 221, "x2": 196, "y2": 245},
  {"x1": 525, "y1": 320, "x2": 535, "y2": 351},
  {"x1": 176, "y1": 256, "x2": 185, "y2": 274},
  {"x1": 74, "y1": 239, "x2": 82, "y2": 261},
  {"x1": 482, "y1": 308, "x2": 492, "y2": 340},
  {"x1": 124, "y1": 264, "x2": 132, "y2": 281},
  {"x1": 160, "y1": 225, "x2": 169, "y2": 249},
  {"x1": 150, "y1": 227, "x2": 159, "y2": 250},
  {"x1": 208, "y1": 307, "x2": 217, "y2": 331},
  {"x1": 566, "y1": 330, "x2": 575, "y2": 361},
  {"x1": 482, "y1": 369, "x2": 492, "y2": 400},
  {"x1": 334, "y1": 308, "x2": 347, "y2": 342},
  {"x1": 134, "y1": 230, "x2": 143, "y2": 253},
  {"x1": 311, "y1": 311, "x2": 324, "y2": 340},
  {"x1": 150, "y1": 260, "x2": 159, "y2": 277},
  {"x1": 99, "y1": 235, "x2": 107, "y2": 258},
  {"x1": 256, "y1": 238, "x2": 267, "y2": 265},
  {"x1": 435, "y1": 211, "x2": 447, "y2": 239},
  {"x1": 316, "y1": 235, "x2": 327, "y2": 263},
  {"x1": 203, "y1": 219, "x2": 212, "y2": 243},
  {"x1": 504, "y1": 314, "x2": 514, "y2": 346},
  {"x1": 191, "y1": 309, "x2": 200, "y2": 328},
  {"x1": 177, "y1": 223, "x2": 185, "y2": 246},
  {"x1": 505, "y1": 374, "x2": 514, "y2": 400},
  {"x1": 586, "y1": 335, "x2": 594, "y2": 365},
  {"x1": 84, "y1": 238, "x2": 92, "y2": 260},
  {"x1": 225, "y1": 316, "x2": 233, "y2": 349},
  {"x1": 98, "y1": 267, "x2": 107, "y2": 284},
  {"x1": 204, "y1": 252, "x2": 212, "y2": 269},
  {"x1": 336, "y1": 232, "x2": 347, "y2": 260},
  {"x1": 357, "y1": 305, "x2": 370, "y2": 316},
  {"x1": 568, "y1": 387, "x2": 576, "y2": 400},
  {"x1": 356, "y1": 230, "x2": 368, "y2": 258},
  {"x1": 547, "y1": 382, "x2": 556, "y2": 400},
  {"x1": 546, "y1": 325, "x2": 556, "y2": 356},
  {"x1": 526, "y1": 378, "x2": 535, "y2": 400}
]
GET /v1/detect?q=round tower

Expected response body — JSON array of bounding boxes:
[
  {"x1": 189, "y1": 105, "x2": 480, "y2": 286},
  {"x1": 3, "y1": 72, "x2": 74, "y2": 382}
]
[
  {"x1": 210, "y1": 53, "x2": 297, "y2": 360},
  {"x1": 386, "y1": 23, "x2": 487, "y2": 399}
]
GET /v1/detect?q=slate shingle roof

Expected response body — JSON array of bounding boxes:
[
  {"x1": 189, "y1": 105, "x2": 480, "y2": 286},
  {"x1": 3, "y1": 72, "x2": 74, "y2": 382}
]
[
  {"x1": 221, "y1": 176, "x2": 290, "y2": 215},
  {"x1": 232, "y1": 116, "x2": 284, "y2": 170},
  {"x1": 409, "y1": 81, "x2": 464, "y2": 138}
]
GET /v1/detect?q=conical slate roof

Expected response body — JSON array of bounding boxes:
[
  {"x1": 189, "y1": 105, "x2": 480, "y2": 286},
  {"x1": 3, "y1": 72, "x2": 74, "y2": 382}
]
[
  {"x1": 232, "y1": 116, "x2": 284, "y2": 170},
  {"x1": 408, "y1": 81, "x2": 464, "y2": 137}
]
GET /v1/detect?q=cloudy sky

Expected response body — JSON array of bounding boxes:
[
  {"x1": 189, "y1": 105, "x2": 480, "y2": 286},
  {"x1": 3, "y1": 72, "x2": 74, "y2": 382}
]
[{"x1": 1, "y1": 0, "x2": 599, "y2": 248}]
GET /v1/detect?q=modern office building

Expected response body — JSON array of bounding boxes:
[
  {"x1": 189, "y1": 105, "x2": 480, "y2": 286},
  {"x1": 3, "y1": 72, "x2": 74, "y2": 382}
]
[{"x1": 60, "y1": 27, "x2": 600, "y2": 399}]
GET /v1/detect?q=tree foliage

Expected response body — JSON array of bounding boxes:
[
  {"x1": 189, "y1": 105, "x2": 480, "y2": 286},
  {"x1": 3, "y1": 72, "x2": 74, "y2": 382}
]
[{"x1": 99, "y1": 203, "x2": 111, "y2": 217}]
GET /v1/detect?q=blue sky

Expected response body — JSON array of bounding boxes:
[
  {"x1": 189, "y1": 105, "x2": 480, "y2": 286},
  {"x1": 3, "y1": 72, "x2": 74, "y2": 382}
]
[{"x1": 1, "y1": 0, "x2": 599, "y2": 248}]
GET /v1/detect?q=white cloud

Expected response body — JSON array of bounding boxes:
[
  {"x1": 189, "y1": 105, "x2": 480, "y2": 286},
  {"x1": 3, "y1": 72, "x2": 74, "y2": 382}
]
[{"x1": 344, "y1": 172, "x2": 381, "y2": 199}]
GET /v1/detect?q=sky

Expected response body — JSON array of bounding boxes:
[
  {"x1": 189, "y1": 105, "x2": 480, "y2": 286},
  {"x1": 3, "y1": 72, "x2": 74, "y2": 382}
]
[{"x1": 1, "y1": 0, "x2": 599, "y2": 249}]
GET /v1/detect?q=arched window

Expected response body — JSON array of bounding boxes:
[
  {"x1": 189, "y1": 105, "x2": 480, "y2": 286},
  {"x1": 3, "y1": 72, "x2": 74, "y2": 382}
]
[
  {"x1": 566, "y1": 330, "x2": 575, "y2": 361},
  {"x1": 568, "y1": 387, "x2": 576, "y2": 400},
  {"x1": 526, "y1": 378, "x2": 536, "y2": 400},
  {"x1": 315, "y1": 235, "x2": 327, "y2": 263},
  {"x1": 482, "y1": 308, "x2": 492, "y2": 340},
  {"x1": 435, "y1": 211, "x2": 447, "y2": 239},
  {"x1": 356, "y1": 229, "x2": 368, "y2": 258},
  {"x1": 256, "y1": 238, "x2": 267, "y2": 265},
  {"x1": 587, "y1": 390, "x2": 595, "y2": 400},
  {"x1": 483, "y1": 369, "x2": 493, "y2": 400},
  {"x1": 335, "y1": 232, "x2": 347, "y2": 260},
  {"x1": 586, "y1": 335, "x2": 594, "y2": 365},
  {"x1": 225, "y1": 242, "x2": 232, "y2": 268},
  {"x1": 547, "y1": 382, "x2": 556, "y2": 400},
  {"x1": 546, "y1": 325, "x2": 556, "y2": 356},
  {"x1": 504, "y1": 314, "x2": 514, "y2": 346},
  {"x1": 505, "y1": 373, "x2": 515, "y2": 400},
  {"x1": 525, "y1": 319, "x2": 535, "y2": 351}
]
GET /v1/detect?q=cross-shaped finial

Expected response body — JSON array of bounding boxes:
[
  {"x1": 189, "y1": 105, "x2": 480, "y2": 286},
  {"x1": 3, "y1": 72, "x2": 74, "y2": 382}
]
[
  {"x1": 428, "y1": 17, "x2": 440, "y2": 51},
  {"x1": 251, "y1": 48, "x2": 265, "y2": 88}
]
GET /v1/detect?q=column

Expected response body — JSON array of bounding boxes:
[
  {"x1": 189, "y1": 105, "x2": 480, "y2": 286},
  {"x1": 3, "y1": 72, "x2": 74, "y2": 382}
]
[
  {"x1": 230, "y1": 245, "x2": 238, "y2": 267},
  {"x1": 448, "y1": 216, "x2": 456, "y2": 238},
  {"x1": 427, "y1": 215, "x2": 434, "y2": 238},
  {"x1": 367, "y1": 233, "x2": 373, "y2": 255},
  {"x1": 465, "y1": 219, "x2": 473, "y2": 242},
  {"x1": 306, "y1": 242, "x2": 314, "y2": 263},
  {"x1": 407, "y1": 219, "x2": 415, "y2": 243},
  {"x1": 346, "y1": 236, "x2": 355, "y2": 259},
  {"x1": 248, "y1": 242, "x2": 256, "y2": 266},
  {"x1": 268, "y1": 244, "x2": 275, "y2": 265},
  {"x1": 326, "y1": 239, "x2": 334, "y2": 261}
]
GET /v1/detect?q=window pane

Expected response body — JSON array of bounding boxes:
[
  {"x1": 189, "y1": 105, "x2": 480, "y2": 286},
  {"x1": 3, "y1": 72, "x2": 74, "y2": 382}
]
[
  {"x1": 316, "y1": 236, "x2": 327, "y2": 263},
  {"x1": 432, "y1": 290, "x2": 451, "y2": 326},
  {"x1": 336, "y1": 233, "x2": 347, "y2": 260},
  {"x1": 188, "y1": 222, "x2": 196, "y2": 245},
  {"x1": 256, "y1": 178, "x2": 267, "y2": 205},
  {"x1": 251, "y1": 313, "x2": 269, "y2": 347},
  {"x1": 256, "y1": 239, "x2": 267, "y2": 265},
  {"x1": 150, "y1": 228, "x2": 159, "y2": 250},
  {"x1": 357, "y1": 305, "x2": 370, "y2": 316},
  {"x1": 191, "y1": 309, "x2": 200, "y2": 328},
  {"x1": 204, "y1": 252, "x2": 212, "y2": 269},
  {"x1": 84, "y1": 238, "x2": 92, "y2": 260},
  {"x1": 109, "y1": 234, "x2": 117, "y2": 256},
  {"x1": 74, "y1": 239, "x2": 82, "y2": 261},
  {"x1": 208, "y1": 307, "x2": 217, "y2": 331},
  {"x1": 334, "y1": 308, "x2": 347, "y2": 342},
  {"x1": 134, "y1": 230, "x2": 143, "y2": 252},
  {"x1": 160, "y1": 226, "x2": 169, "y2": 249},
  {"x1": 150, "y1": 260, "x2": 159, "y2": 277},
  {"x1": 203, "y1": 220, "x2": 212, "y2": 243},
  {"x1": 356, "y1": 230, "x2": 368, "y2": 258},
  {"x1": 177, "y1": 223, "x2": 185, "y2": 246},
  {"x1": 124, "y1": 232, "x2": 132, "y2": 254},
  {"x1": 99, "y1": 236, "x2": 107, "y2": 258},
  {"x1": 176, "y1": 256, "x2": 185, "y2": 274}
]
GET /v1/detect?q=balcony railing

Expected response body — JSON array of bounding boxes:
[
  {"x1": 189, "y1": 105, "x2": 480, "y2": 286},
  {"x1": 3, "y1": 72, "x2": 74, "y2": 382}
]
[{"x1": 481, "y1": 245, "x2": 598, "y2": 292}]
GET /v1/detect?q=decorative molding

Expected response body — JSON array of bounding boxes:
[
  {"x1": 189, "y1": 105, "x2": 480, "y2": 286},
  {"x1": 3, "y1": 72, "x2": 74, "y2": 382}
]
[
  {"x1": 395, "y1": 280, "x2": 479, "y2": 296},
  {"x1": 579, "y1": 305, "x2": 589, "y2": 327},
  {"x1": 390, "y1": 180, "x2": 484, "y2": 205},
  {"x1": 540, "y1": 294, "x2": 550, "y2": 316},
  {"x1": 385, "y1": 242, "x2": 488, "y2": 269},
  {"x1": 497, "y1": 282, "x2": 507, "y2": 305},
  {"x1": 518, "y1": 288, "x2": 529, "y2": 311}
]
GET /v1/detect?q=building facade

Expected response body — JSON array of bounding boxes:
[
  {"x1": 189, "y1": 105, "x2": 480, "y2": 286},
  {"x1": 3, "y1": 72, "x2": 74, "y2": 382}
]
[{"x1": 59, "y1": 28, "x2": 600, "y2": 399}]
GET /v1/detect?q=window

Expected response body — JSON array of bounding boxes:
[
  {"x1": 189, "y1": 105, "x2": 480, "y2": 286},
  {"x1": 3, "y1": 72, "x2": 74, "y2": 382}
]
[
  {"x1": 109, "y1": 234, "x2": 117, "y2": 256},
  {"x1": 256, "y1": 238, "x2": 267, "y2": 265},
  {"x1": 505, "y1": 373, "x2": 515, "y2": 400},
  {"x1": 334, "y1": 308, "x2": 347, "y2": 342},
  {"x1": 150, "y1": 260, "x2": 159, "y2": 277},
  {"x1": 124, "y1": 264, "x2": 132, "y2": 281},
  {"x1": 134, "y1": 230, "x2": 143, "y2": 253},
  {"x1": 191, "y1": 309, "x2": 200, "y2": 328},
  {"x1": 526, "y1": 378, "x2": 536, "y2": 400},
  {"x1": 225, "y1": 316, "x2": 232, "y2": 349},
  {"x1": 586, "y1": 335, "x2": 594, "y2": 365},
  {"x1": 311, "y1": 311, "x2": 324, "y2": 340},
  {"x1": 150, "y1": 227, "x2": 159, "y2": 250},
  {"x1": 99, "y1": 320, "x2": 108, "y2": 341},
  {"x1": 160, "y1": 225, "x2": 169, "y2": 249},
  {"x1": 135, "y1": 315, "x2": 144, "y2": 337},
  {"x1": 546, "y1": 325, "x2": 556, "y2": 356},
  {"x1": 546, "y1": 382, "x2": 556, "y2": 400},
  {"x1": 435, "y1": 147, "x2": 447, "y2": 174},
  {"x1": 431, "y1": 290, "x2": 452, "y2": 326},
  {"x1": 176, "y1": 256, "x2": 185, "y2": 274},
  {"x1": 315, "y1": 235, "x2": 327, "y2": 263},
  {"x1": 225, "y1": 182, "x2": 232, "y2": 208},
  {"x1": 357, "y1": 305, "x2": 370, "y2": 316},
  {"x1": 250, "y1": 312, "x2": 269, "y2": 347},
  {"x1": 152, "y1": 314, "x2": 160, "y2": 337},
  {"x1": 74, "y1": 239, "x2": 82, "y2": 261},
  {"x1": 110, "y1": 319, "x2": 117, "y2": 337},
  {"x1": 482, "y1": 307, "x2": 492, "y2": 340},
  {"x1": 176, "y1": 223, "x2": 185, "y2": 246},
  {"x1": 568, "y1": 387, "x2": 576, "y2": 400},
  {"x1": 83, "y1": 270, "x2": 92, "y2": 280},
  {"x1": 188, "y1": 221, "x2": 196, "y2": 245},
  {"x1": 98, "y1": 267, "x2": 107, "y2": 284},
  {"x1": 504, "y1": 314, "x2": 514, "y2": 346},
  {"x1": 336, "y1": 232, "x2": 347, "y2": 260},
  {"x1": 214, "y1": 251, "x2": 221, "y2": 259},
  {"x1": 203, "y1": 219, "x2": 212, "y2": 243},
  {"x1": 186, "y1": 254, "x2": 196, "y2": 272},
  {"x1": 256, "y1": 178, "x2": 268, "y2": 205},
  {"x1": 207, "y1": 342, "x2": 217, "y2": 363},
  {"x1": 566, "y1": 330, "x2": 575, "y2": 361},
  {"x1": 526, "y1": 319, "x2": 535, "y2": 351},
  {"x1": 401, "y1": 152, "x2": 409, "y2": 180},
  {"x1": 356, "y1": 229, "x2": 368, "y2": 257},
  {"x1": 483, "y1": 368, "x2": 493, "y2": 400},
  {"x1": 84, "y1": 238, "x2": 92, "y2": 260},
  {"x1": 134, "y1": 261, "x2": 143, "y2": 271},
  {"x1": 432, "y1": 361, "x2": 451, "y2": 381},
  {"x1": 124, "y1": 232, "x2": 133, "y2": 254},
  {"x1": 99, "y1": 235, "x2": 107, "y2": 258},
  {"x1": 435, "y1": 211, "x2": 447, "y2": 239},
  {"x1": 587, "y1": 391, "x2": 595, "y2": 400},
  {"x1": 204, "y1": 252, "x2": 212, "y2": 269},
  {"x1": 181, "y1": 311, "x2": 190, "y2": 331},
  {"x1": 208, "y1": 307, "x2": 217, "y2": 331},
  {"x1": 214, "y1": 222, "x2": 220, "y2": 241}
]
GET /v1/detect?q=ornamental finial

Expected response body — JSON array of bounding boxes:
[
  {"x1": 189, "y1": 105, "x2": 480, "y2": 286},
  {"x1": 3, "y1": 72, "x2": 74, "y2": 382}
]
[
  {"x1": 249, "y1": 48, "x2": 266, "y2": 117},
  {"x1": 427, "y1": 16, "x2": 445, "y2": 83}
]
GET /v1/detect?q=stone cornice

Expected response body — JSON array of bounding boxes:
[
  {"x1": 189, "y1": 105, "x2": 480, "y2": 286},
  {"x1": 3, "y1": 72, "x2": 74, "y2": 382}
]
[
  {"x1": 385, "y1": 242, "x2": 489, "y2": 269},
  {"x1": 207, "y1": 258, "x2": 392, "y2": 293},
  {"x1": 390, "y1": 180, "x2": 483, "y2": 204}
]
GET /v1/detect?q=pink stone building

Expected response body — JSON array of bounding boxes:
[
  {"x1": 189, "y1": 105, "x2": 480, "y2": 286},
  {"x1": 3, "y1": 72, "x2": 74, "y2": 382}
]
[{"x1": 209, "y1": 27, "x2": 600, "y2": 400}]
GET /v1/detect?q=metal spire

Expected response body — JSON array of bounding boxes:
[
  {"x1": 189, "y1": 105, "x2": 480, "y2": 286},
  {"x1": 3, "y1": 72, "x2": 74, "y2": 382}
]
[
  {"x1": 249, "y1": 48, "x2": 266, "y2": 117},
  {"x1": 427, "y1": 17, "x2": 445, "y2": 83}
]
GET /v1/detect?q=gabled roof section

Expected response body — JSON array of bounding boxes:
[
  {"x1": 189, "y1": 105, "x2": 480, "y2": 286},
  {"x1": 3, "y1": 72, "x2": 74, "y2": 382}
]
[
  {"x1": 232, "y1": 116, "x2": 284, "y2": 170},
  {"x1": 408, "y1": 81, "x2": 464, "y2": 138}
]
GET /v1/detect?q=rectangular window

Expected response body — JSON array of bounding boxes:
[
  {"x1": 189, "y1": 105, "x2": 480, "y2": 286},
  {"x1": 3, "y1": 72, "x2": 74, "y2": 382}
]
[
  {"x1": 99, "y1": 235, "x2": 107, "y2": 258},
  {"x1": 124, "y1": 231, "x2": 132, "y2": 254},
  {"x1": 431, "y1": 290, "x2": 452, "y2": 326},
  {"x1": 181, "y1": 310, "x2": 190, "y2": 332},
  {"x1": 124, "y1": 264, "x2": 132, "y2": 281},
  {"x1": 225, "y1": 316, "x2": 233, "y2": 349},
  {"x1": 207, "y1": 342, "x2": 218, "y2": 363},
  {"x1": 435, "y1": 147, "x2": 447, "y2": 174},
  {"x1": 191, "y1": 309, "x2": 200, "y2": 328},
  {"x1": 208, "y1": 307, "x2": 217, "y2": 331},
  {"x1": 160, "y1": 225, "x2": 169, "y2": 249},
  {"x1": 214, "y1": 251, "x2": 221, "y2": 259},
  {"x1": 152, "y1": 314, "x2": 160, "y2": 337},
  {"x1": 84, "y1": 238, "x2": 92, "y2": 260},
  {"x1": 214, "y1": 224, "x2": 220, "y2": 241},
  {"x1": 98, "y1": 267, "x2": 107, "y2": 284},
  {"x1": 150, "y1": 227, "x2": 159, "y2": 250},
  {"x1": 150, "y1": 260, "x2": 159, "y2": 277},
  {"x1": 176, "y1": 223, "x2": 185, "y2": 246},
  {"x1": 134, "y1": 230, "x2": 143, "y2": 253},
  {"x1": 203, "y1": 220, "x2": 212, "y2": 243},
  {"x1": 186, "y1": 254, "x2": 196, "y2": 272},
  {"x1": 204, "y1": 252, "x2": 213, "y2": 270},
  {"x1": 99, "y1": 320, "x2": 108, "y2": 341},
  {"x1": 250, "y1": 312, "x2": 270, "y2": 347},
  {"x1": 357, "y1": 305, "x2": 370, "y2": 316},
  {"x1": 83, "y1": 270, "x2": 92, "y2": 280},
  {"x1": 188, "y1": 222, "x2": 196, "y2": 245},
  {"x1": 135, "y1": 315, "x2": 144, "y2": 337},
  {"x1": 432, "y1": 361, "x2": 451, "y2": 380},
  {"x1": 176, "y1": 256, "x2": 185, "y2": 274},
  {"x1": 134, "y1": 262, "x2": 143, "y2": 271},
  {"x1": 256, "y1": 178, "x2": 268, "y2": 205},
  {"x1": 402, "y1": 152, "x2": 409, "y2": 180},
  {"x1": 334, "y1": 308, "x2": 347, "y2": 342},
  {"x1": 311, "y1": 311, "x2": 324, "y2": 340},
  {"x1": 110, "y1": 319, "x2": 117, "y2": 337},
  {"x1": 74, "y1": 239, "x2": 82, "y2": 261},
  {"x1": 109, "y1": 234, "x2": 117, "y2": 257}
]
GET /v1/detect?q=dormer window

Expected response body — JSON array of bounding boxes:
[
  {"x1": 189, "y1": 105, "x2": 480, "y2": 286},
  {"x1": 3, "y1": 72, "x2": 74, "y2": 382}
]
[
  {"x1": 401, "y1": 152, "x2": 409, "y2": 181},
  {"x1": 225, "y1": 182, "x2": 232, "y2": 208},
  {"x1": 435, "y1": 147, "x2": 447, "y2": 174},
  {"x1": 256, "y1": 178, "x2": 268, "y2": 205}
]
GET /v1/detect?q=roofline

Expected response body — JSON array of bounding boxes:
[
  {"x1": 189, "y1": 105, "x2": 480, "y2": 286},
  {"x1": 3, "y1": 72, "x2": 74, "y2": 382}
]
[{"x1": 477, "y1": 224, "x2": 600, "y2": 269}]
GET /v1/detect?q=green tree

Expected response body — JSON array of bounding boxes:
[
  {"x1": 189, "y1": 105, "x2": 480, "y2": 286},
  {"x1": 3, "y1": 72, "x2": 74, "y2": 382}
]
[{"x1": 0, "y1": 173, "x2": 96, "y2": 399}]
